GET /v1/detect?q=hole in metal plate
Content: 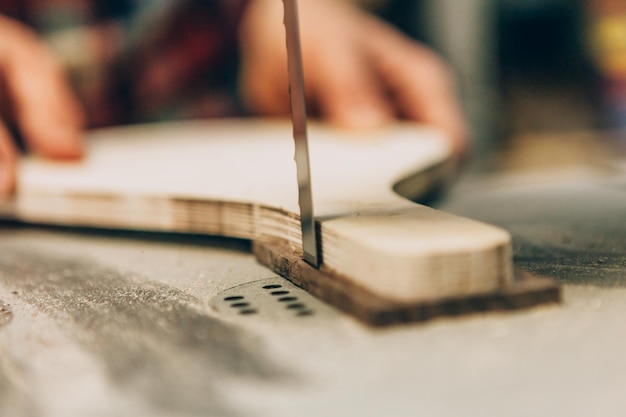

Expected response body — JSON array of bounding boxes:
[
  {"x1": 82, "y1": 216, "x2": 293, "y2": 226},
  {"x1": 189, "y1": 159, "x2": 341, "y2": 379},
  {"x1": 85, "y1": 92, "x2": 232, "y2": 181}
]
[
  {"x1": 239, "y1": 309, "x2": 258, "y2": 315},
  {"x1": 262, "y1": 284, "x2": 282, "y2": 290},
  {"x1": 224, "y1": 296, "x2": 244, "y2": 302}
]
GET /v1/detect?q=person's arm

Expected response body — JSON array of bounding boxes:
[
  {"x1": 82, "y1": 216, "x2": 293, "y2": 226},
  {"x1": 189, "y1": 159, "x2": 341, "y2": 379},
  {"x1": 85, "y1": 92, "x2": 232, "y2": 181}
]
[
  {"x1": 0, "y1": 15, "x2": 84, "y2": 196},
  {"x1": 238, "y1": 0, "x2": 468, "y2": 156}
]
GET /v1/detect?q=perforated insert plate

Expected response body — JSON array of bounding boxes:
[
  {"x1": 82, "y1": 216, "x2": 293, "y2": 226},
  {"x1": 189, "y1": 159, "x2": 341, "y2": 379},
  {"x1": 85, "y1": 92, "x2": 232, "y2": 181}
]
[{"x1": 209, "y1": 278, "x2": 338, "y2": 323}]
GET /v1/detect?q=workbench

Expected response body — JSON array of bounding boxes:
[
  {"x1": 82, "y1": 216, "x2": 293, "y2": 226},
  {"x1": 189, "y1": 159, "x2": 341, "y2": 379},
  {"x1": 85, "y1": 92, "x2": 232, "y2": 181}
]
[{"x1": 0, "y1": 133, "x2": 624, "y2": 417}]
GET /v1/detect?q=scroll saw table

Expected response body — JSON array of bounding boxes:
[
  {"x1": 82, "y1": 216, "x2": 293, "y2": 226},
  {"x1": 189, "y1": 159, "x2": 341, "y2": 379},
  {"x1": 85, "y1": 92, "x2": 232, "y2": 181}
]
[{"x1": 0, "y1": 136, "x2": 624, "y2": 417}]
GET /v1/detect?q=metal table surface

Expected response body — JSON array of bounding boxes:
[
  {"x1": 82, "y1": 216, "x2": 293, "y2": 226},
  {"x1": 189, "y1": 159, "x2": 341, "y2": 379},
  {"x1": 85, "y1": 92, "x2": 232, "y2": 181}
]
[{"x1": 0, "y1": 165, "x2": 624, "y2": 417}]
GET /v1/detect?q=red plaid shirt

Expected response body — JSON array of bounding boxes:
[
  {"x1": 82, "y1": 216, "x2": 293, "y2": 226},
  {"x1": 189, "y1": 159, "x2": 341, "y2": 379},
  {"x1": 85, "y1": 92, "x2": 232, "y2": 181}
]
[{"x1": 0, "y1": 0, "x2": 248, "y2": 127}]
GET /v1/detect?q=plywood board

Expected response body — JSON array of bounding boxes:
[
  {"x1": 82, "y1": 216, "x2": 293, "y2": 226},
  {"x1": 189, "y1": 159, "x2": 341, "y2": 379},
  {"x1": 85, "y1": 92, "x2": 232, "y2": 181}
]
[{"x1": 0, "y1": 119, "x2": 523, "y2": 307}]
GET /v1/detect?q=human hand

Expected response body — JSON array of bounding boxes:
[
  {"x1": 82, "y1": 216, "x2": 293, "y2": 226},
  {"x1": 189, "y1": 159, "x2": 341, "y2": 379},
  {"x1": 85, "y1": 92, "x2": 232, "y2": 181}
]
[
  {"x1": 238, "y1": 0, "x2": 468, "y2": 156},
  {"x1": 0, "y1": 15, "x2": 84, "y2": 196}
]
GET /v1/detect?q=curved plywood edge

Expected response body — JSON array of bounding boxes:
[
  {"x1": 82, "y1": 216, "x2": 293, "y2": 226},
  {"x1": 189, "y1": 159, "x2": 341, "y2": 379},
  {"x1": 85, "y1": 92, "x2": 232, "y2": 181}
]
[
  {"x1": 0, "y1": 119, "x2": 514, "y2": 303},
  {"x1": 319, "y1": 204, "x2": 513, "y2": 302}
]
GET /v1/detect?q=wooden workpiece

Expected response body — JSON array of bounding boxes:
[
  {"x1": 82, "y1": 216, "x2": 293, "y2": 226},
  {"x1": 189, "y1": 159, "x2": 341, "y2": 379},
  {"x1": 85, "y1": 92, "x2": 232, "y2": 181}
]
[{"x1": 0, "y1": 119, "x2": 559, "y2": 324}]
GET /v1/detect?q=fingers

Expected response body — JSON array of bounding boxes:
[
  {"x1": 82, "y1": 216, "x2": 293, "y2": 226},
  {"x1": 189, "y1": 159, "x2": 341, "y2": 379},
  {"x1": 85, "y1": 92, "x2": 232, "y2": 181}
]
[
  {"x1": 239, "y1": 0, "x2": 394, "y2": 127},
  {"x1": 0, "y1": 121, "x2": 17, "y2": 196},
  {"x1": 366, "y1": 23, "x2": 469, "y2": 156},
  {"x1": 239, "y1": 0, "x2": 469, "y2": 158},
  {"x1": 239, "y1": 53, "x2": 291, "y2": 117},
  {"x1": 309, "y1": 40, "x2": 394, "y2": 129},
  {"x1": 237, "y1": 0, "x2": 291, "y2": 116},
  {"x1": 0, "y1": 16, "x2": 84, "y2": 160}
]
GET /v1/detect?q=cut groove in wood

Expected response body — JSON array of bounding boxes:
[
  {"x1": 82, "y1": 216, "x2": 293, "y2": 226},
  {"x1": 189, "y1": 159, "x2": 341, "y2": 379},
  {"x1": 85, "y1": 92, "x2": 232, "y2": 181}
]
[{"x1": 0, "y1": 119, "x2": 560, "y2": 320}]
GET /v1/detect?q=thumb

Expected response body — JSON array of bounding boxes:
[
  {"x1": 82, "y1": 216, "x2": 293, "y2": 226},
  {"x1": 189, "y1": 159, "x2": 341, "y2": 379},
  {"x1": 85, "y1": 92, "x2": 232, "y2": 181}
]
[
  {"x1": 0, "y1": 16, "x2": 84, "y2": 160},
  {"x1": 0, "y1": 120, "x2": 17, "y2": 196},
  {"x1": 368, "y1": 24, "x2": 469, "y2": 156}
]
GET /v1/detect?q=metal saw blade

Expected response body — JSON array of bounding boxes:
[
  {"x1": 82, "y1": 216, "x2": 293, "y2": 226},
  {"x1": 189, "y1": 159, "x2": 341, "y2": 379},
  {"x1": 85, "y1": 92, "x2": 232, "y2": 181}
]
[{"x1": 283, "y1": 0, "x2": 319, "y2": 267}]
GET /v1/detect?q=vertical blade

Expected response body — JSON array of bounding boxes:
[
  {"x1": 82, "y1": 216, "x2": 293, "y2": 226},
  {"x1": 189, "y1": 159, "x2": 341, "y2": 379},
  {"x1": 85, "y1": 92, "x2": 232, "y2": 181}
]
[{"x1": 283, "y1": 0, "x2": 319, "y2": 267}]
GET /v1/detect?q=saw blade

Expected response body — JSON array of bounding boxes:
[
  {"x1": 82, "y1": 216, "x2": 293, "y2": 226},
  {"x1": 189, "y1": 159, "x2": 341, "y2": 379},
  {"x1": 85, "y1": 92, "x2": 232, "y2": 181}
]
[{"x1": 283, "y1": 0, "x2": 319, "y2": 267}]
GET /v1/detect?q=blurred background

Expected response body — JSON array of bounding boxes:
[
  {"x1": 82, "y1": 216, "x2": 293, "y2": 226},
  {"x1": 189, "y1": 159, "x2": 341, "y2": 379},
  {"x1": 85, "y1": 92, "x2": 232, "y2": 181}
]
[{"x1": 366, "y1": 0, "x2": 626, "y2": 170}]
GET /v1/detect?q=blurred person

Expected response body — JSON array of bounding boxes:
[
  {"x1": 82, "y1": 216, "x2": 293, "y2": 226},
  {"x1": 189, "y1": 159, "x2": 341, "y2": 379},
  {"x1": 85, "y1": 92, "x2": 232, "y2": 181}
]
[{"x1": 0, "y1": 0, "x2": 467, "y2": 196}]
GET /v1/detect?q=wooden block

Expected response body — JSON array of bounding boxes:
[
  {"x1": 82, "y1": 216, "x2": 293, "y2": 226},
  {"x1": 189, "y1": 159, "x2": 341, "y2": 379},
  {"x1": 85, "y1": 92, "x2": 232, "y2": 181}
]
[
  {"x1": 0, "y1": 118, "x2": 559, "y2": 319},
  {"x1": 253, "y1": 240, "x2": 561, "y2": 326}
]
